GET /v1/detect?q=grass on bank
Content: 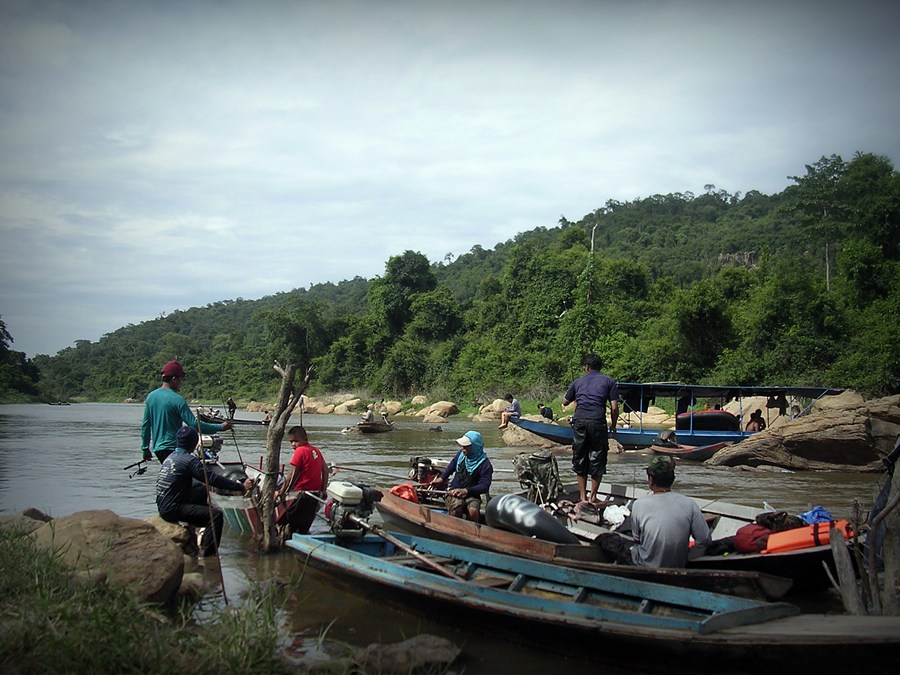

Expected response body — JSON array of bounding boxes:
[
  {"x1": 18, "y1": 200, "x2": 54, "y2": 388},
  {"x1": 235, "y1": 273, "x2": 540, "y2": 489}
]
[{"x1": 0, "y1": 527, "x2": 291, "y2": 674}]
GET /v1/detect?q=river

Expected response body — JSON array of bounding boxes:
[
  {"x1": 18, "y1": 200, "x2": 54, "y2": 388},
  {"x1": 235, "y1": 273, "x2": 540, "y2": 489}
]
[{"x1": 0, "y1": 403, "x2": 885, "y2": 674}]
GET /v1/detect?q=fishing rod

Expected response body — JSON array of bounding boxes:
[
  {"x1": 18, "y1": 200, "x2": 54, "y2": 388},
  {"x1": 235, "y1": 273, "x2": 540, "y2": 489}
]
[
  {"x1": 330, "y1": 464, "x2": 410, "y2": 481},
  {"x1": 122, "y1": 459, "x2": 149, "y2": 479},
  {"x1": 194, "y1": 419, "x2": 230, "y2": 605}
]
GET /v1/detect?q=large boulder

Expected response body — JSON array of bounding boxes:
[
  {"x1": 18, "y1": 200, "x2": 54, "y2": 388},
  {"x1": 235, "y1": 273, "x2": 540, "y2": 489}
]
[
  {"x1": 424, "y1": 401, "x2": 459, "y2": 418},
  {"x1": 383, "y1": 400, "x2": 404, "y2": 415},
  {"x1": 707, "y1": 395, "x2": 900, "y2": 471},
  {"x1": 30, "y1": 510, "x2": 184, "y2": 604}
]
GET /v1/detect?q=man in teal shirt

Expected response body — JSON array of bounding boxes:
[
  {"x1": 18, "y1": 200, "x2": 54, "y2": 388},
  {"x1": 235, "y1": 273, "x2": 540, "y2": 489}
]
[{"x1": 140, "y1": 360, "x2": 232, "y2": 464}]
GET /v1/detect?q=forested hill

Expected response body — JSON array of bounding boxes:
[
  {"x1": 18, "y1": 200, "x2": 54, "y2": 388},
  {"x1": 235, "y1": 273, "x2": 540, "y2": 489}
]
[{"x1": 11, "y1": 152, "x2": 900, "y2": 404}]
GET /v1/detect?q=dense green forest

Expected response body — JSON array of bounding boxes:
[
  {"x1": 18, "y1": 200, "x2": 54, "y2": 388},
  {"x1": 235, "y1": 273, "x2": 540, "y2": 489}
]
[{"x1": 3, "y1": 152, "x2": 898, "y2": 404}]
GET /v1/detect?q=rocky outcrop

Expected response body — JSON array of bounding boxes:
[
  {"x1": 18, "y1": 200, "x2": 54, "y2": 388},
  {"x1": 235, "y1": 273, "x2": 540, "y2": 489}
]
[
  {"x1": 707, "y1": 395, "x2": 900, "y2": 471},
  {"x1": 0, "y1": 507, "x2": 52, "y2": 535},
  {"x1": 30, "y1": 510, "x2": 184, "y2": 603},
  {"x1": 472, "y1": 398, "x2": 508, "y2": 422},
  {"x1": 420, "y1": 401, "x2": 459, "y2": 419}
]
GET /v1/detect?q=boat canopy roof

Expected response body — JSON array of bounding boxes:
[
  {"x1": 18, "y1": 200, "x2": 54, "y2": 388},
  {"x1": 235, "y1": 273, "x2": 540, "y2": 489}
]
[{"x1": 617, "y1": 382, "x2": 844, "y2": 402}]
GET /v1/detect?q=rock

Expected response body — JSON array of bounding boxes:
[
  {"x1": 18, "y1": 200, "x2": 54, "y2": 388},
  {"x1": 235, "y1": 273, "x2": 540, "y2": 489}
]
[
  {"x1": 0, "y1": 508, "x2": 53, "y2": 535},
  {"x1": 353, "y1": 634, "x2": 461, "y2": 674},
  {"x1": 334, "y1": 399, "x2": 363, "y2": 415},
  {"x1": 383, "y1": 400, "x2": 404, "y2": 415},
  {"x1": 177, "y1": 572, "x2": 207, "y2": 599},
  {"x1": 146, "y1": 515, "x2": 197, "y2": 554},
  {"x1": 422, "y1": 413, "x2": 448, "y2": 424},
  {"x1": 410, "y1": 395, "x2": 428, "y2": 405},
  {"x1": 425, "y1": 401, "x2": 458, "y2": 418},
  {"x1": 30, "y1": 509, "x2": 184, "y2": 604},
  {"x1": 501, "y1": 416, "x2": 563, "y2": 448},
  {"x1": 813, "y1": 390, "x2": 866, "y2": 412},
  {"x1": 317, "y1": 404, "x2": 335, "y2": 414},
  {"x1": 707, "y1": 395, "x2": 900, "y2": 472}
]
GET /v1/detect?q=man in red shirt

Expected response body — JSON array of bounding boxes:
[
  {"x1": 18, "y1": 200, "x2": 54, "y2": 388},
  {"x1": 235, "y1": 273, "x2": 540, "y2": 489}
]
[{"x1": 274, "y1": 425, "x2": 329, "y2": 535}]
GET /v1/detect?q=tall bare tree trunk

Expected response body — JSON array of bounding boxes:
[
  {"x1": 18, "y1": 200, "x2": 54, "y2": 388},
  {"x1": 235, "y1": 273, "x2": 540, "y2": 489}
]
[{"x1": 259, "y1": 363, "x2": 312, "y2": 553}]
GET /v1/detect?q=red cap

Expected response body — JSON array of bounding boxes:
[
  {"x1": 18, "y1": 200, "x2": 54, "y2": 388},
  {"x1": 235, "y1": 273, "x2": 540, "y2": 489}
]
[{"x1": 161, "y1": 360, "x2": 185, "y2": 378}]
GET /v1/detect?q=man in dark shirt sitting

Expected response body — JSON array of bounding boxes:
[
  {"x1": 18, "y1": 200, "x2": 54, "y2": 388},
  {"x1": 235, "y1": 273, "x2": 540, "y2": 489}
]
[{"x1": 156, "y1": 426, "x2": 253, "y2": 556}]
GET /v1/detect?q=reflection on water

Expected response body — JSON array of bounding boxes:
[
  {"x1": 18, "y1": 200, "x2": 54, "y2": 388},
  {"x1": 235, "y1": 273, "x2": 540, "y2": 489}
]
[{"x1": 0, "y1": 403, "x2": 886, "y2": 674}]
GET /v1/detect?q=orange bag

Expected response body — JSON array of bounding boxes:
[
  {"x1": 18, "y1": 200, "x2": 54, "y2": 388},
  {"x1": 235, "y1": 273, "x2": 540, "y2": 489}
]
[
  {"x1": 389, "y1": 483, "x2": 420, "y2": 503},
  {"x1": 762, "y1": 520, "x2": 851, "y2": 554}
]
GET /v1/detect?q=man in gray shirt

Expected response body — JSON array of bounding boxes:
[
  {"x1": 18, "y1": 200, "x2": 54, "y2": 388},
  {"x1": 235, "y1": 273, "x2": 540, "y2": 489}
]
[{"x1": 629, "y1": 455, "x2": 711, "y2": 567}]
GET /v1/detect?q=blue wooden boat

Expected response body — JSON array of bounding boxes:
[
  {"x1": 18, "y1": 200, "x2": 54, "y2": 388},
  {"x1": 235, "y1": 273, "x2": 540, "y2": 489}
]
[
  {"x1": 514, "y1": 383, "x2": 844, "y2": 447},
  {"x1": 286, "y1": 531, "x2": 900, "y2": 667},
  {"x1": 375, "y1": 489, "x2": 793, "y2": 600}
]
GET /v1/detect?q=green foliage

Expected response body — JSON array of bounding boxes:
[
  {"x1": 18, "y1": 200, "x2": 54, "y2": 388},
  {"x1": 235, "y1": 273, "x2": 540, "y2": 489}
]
[
  {"x1": 0, "y1": 316, "x2": 41, "y2": 402},
  {"x1": 29, "y1": 151, "x2": 900, "y2": 401},
  {"x1": 0, "y1": 527, "x2": 291, "y2": 674}
]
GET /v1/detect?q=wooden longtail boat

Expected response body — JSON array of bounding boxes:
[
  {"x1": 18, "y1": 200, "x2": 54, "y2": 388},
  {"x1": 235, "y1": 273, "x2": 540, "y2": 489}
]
[
  {"x1": 555, "y1": 482, "x2": 859, "y2": 593},
  {"x1": 208, "y1": 461, "x2": 295, "y2": 539},
  {"x1": 286, "y1": 532, "x2": 900, "y2": 669},
  {"x1": 357, "y1": 420, "x2": 394, "y2": 433},
  {"x1": 374, "y1": 490, "x2": 792, "y2": 600},
  {"x1": 198, "y1": 411, "x2": 268, "y2": 426}
]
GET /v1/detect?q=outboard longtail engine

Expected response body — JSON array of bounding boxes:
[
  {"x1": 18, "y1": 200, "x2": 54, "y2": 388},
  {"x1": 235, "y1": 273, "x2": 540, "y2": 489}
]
[
  {"x1": 323, "y1": 481, "x2": 382, "y2": 538},
  {"x1": 200, "y1": 434, "x2": 224, "y2": 461}
]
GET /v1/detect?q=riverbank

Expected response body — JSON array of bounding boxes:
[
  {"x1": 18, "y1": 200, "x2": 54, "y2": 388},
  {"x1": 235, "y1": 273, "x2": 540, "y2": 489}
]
[{"x1": 0, "y1": 524, "x2": 291, "y2": 674}]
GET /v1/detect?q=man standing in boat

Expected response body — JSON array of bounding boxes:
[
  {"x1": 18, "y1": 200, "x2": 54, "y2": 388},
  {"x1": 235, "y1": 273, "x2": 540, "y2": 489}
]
[
  {"x1": 274, "y1": 425, "x2": 328, "y2": 535},
  {"x1": 562, "y1": 354, "x2": 619, "y2": 504},
  {"x1": 140, "y1": 360, "x2": 232, "y2": 464}
]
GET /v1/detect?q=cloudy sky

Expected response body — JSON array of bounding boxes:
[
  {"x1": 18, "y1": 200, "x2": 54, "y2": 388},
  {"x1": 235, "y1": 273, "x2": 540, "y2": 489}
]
[{"x1": 2, "y1": 0, "x2": 899, "y2": 358}]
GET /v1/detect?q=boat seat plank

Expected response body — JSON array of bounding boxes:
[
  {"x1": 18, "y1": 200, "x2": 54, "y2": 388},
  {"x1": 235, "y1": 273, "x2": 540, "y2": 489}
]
[
  {"x1": 383, "y1": 553, "x2": 454, "y2": 569},
  {"x1": 467, "y1": 576, "x2": 513, "y2": 589}
]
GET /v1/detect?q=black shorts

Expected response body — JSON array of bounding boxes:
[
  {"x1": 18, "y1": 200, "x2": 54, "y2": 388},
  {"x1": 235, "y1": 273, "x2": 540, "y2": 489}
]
[{"x1": 571, "y1": 418, "x2": 609, "y2": 478}]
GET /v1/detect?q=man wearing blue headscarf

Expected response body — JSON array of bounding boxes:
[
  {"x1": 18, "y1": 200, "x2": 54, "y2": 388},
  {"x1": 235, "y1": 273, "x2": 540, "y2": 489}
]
[{"x1": 433, "y1": 430, "x2": 494, "y2": 521}]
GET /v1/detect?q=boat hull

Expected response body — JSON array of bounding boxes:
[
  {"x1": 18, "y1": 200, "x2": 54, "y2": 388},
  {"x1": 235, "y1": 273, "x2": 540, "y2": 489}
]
[
  {"x1": 286, "y1": 532, "x2": 900, "y2": 669},
  {"x1": 554, "y1": 482, "x2": 853, "y2": 593},
  {"x1": 357, "y1": 421, "x2": 394, "y2": 433},
  {"x1": 512, "y1": 417, "x2": 752, "y2": 447},
  {"x1": 375, "y1": 490, "x2": 793, "y2": 600}
]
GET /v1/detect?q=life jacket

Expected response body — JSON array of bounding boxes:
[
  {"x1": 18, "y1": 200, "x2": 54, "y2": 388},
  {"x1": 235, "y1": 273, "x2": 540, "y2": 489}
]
[
  {"x1": 762, "y1": 520, "x2": 852, "y2": 554},
  {"x1": 389, "y1": 483, "x2": 419, "y2": 503}
]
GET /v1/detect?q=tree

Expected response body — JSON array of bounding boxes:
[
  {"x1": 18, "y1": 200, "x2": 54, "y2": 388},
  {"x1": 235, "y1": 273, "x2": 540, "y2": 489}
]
[
  {"x1": 787, "y1": 154, "x2": 849, "y2": 291},
  {"x1": 258, "y1": 364, "x2": 312, "y2": 552}
]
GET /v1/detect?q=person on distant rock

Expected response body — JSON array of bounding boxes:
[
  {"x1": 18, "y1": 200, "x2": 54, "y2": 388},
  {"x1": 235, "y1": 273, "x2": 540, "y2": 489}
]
[
  {"x1": 538, "y1": 403, "x2": 554, "y2": 421},
  {"x1": 562, "y1": 353, "x2": 619, "y2": 503},
  {"x1": 431, "y1": 431, "x2": 493, "y2": 521},
  {"x1": 225, "y1": 397, "x2": 237, "y2": 419},
  {"x1": 274, "y1": 425, "x2": 329, "y2": 535},
  {"x1": 497, "y1": 393, "x2": 521, "y2": 429},
  {"x1": 156, "y1": 427, "x2": 253, "y2": 556},
  {"x1": 745, "y1": 409, "x2": 766, "y2": 432},
  {"x1": 140, "y1": 360, "x2": 232, "y2": 464},
  {"x1": 598, "y1": 456, "x2": 711, "y2": 568}
]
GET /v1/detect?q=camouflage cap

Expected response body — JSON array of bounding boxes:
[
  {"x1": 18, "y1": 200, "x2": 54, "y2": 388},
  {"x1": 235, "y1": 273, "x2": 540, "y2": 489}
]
[{"x1": 646, "y1": 455, "x2": 676, "y2": 478}]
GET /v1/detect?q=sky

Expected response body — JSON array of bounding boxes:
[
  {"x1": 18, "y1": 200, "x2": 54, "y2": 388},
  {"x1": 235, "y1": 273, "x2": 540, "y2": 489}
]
[{"x1": 2, "y1": 0, "x2": 899, "y2": 358}]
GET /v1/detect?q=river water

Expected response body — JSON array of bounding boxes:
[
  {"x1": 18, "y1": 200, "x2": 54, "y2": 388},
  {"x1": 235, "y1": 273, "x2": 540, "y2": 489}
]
[{"x1": 0, "y1": 403, "x2": 886, "y2": 674}]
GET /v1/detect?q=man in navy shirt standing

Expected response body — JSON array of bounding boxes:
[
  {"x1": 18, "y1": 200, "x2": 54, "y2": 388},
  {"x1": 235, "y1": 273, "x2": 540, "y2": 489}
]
[{"x1": 563, "y1": 354, "x2": 619, "y2": 504}]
